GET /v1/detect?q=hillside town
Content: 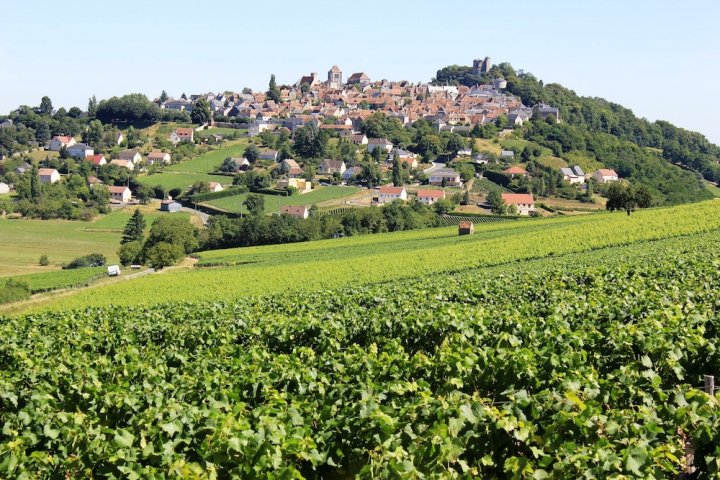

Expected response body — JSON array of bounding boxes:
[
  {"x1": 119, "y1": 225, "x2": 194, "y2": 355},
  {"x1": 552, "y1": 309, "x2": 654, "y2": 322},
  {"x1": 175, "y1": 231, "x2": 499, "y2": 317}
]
[{"x1": 1, "y1": 57, "x2": 634, "y2": 228}]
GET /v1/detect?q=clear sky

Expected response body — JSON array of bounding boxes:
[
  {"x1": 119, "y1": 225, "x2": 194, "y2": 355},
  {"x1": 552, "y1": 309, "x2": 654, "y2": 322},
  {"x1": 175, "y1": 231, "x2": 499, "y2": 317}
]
[{"x1": 1, "y1": 0, "x2": 718, "y2": 142}]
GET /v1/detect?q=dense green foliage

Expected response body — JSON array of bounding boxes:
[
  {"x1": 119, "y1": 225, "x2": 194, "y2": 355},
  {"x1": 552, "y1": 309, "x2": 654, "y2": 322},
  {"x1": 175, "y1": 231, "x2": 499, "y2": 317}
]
[
  {"x1": 37, "y1": 200, "x2": 720, "y2": 312},
  {"x1": 121, "y1": 209, "x2": 146, "y2": 244},
  {"x1": 62, "y1": 253, "x2": 106, "y2": 270},
  {"x1": 3, "y1": 229, "x2": 720, "y2": 477},
  {"x1": 0, "y1": 279, "x2": 31, "y2": 304},
  {"x1": 434, "y1": 61, "x2": 719, "y2": 200},
  {"x1": 8, "y1": 267, "x2": 106, "y2": 294}
]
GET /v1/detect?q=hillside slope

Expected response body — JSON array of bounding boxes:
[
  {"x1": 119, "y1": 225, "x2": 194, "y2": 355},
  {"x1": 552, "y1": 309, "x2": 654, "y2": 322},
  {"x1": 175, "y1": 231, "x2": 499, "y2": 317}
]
[{"x1": 435, "y1": 62, "x2": 719, "y2": 204}]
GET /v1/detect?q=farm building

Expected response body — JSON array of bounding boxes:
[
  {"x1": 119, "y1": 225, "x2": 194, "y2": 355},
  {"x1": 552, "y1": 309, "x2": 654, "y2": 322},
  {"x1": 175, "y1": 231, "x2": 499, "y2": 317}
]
[
  {"x1": 38, "y1": 168, "x2": 60, "y2": 184},
  {"x1": 592, "y1": 169, "x2": 619, "y2": 183},
  {"x1": 161, "y1": 199, "x2": 182, "y2": 212},
  {"x1": 458, "y1": 221, "x2": 474, "y2": 235},
  {"x1": 280, "y1": 205, "x2": 309, "y2": 219}
]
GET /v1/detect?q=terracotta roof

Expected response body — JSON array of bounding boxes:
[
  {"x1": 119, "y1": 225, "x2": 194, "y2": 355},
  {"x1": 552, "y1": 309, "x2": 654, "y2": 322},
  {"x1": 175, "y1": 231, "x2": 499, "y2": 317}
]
[
  {"x1": 501, "y1": 193, "x2": 534, "y2": 205},
  {"x1": 417, "y1": 189, "x2": 445, "y2": 199},
  {"x1": 503, "y1": 166, "x2": 528, "y2": 175},
  {"x1": 175, "y1": 128, "x2": 194, "y2": 135},
  {"x1": 108, "y1": 186, "x2": 130, "y2": 194},
  {"x1": 148, "y1": 151, "x2": 169, "y2": 159},
  {"x1": 38, "y1": 168, "x2": 57, "y2": 176},
  {"x1": 379, "y1": 186, "x2": 405, "y2": 195},
  {"x1": 88, "y1": 154, "x2": 106, "y2": 165},
  {"x1": 280, "y1": 205, "x2": 307, "y2": 216},
  {"x1": 596, "y1": 168, "x2": 618, "y2": 177}
]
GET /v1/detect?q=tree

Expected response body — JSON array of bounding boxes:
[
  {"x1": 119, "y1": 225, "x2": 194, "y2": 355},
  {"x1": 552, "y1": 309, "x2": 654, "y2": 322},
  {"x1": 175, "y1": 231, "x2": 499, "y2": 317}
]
[
  {"x1": 361, "y1": 162, "x2": 381, "y2": 188},
  {"x1": 245, "y1": 144, "x2": 260, "y2": 163},
  {"x1": 190, "y1": 181, "x2": 210, "y2": 194},
  {"x1": 487, "y1": 190, "x2": 507, "y2": 215},
  {"x1": 88, "y1": 95, "x2": 98, "y2": 118},
  {"x1": 391, "y1": 158, "x2": 409, "y2": 186},
  {"x1": 29, "y1": 165, "x2": 42, "y2": 202},
  {"x1": 293, "y1": 124, "x2": 327, "y2": 159},
  {"x1": 433, "y1": 198, "x2": 454, "y2": 215},
  {"x1": 300, "y1": 82, "x2": 310, "y2": 94},
  {"x1": 121, "y1": 208, "x2": 146, "y2": 244},
  {"x1": 145, "y1": 216, "x2": 198, "y2": 254},
  {"x1": 267, "y1": 74, "x2": 281, "y2": 103},
  {"x1": 39, "y1": 254, "x2": 49, "y2": 266},
  {"x1": 160, "y1": 90, "x2": 169, "y2": 103},
  {"x1": 243, "y1": 194, "x2": 265, "y2": 216},
  {"x1": 39, "y1": 96, "x2": 53, "y2": 115},
  {"x1": 191, "y1": 99, "x2": 211, "y2": 125},
  {"x1": 118, "y1": 240, "x2": 143, "y2": 266},
  {"x1": 35, "y1": 123, "x2": 51, "y2": 144},
  {"x1": 135, "y1": 184, "x2": 153, "y2": 204},
  {"x1": 85, "y1": 120, "x2": 105, "y2": 145},
  {"x1": 606, "y1": 182, "x2": 636, "y2": 215},
  {"x1": 144, "y1": 242, "x2": 185, "y2": 269}
]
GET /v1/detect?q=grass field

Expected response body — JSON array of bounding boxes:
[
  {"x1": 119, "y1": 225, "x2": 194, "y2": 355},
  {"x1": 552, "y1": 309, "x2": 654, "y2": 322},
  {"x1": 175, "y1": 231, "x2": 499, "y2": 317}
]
[
  {"x1": 164, "y1": 140, "x2": 249, "y2": 174},
  {"x1": 136, "y1": 172, "x2": 234, "y2": 191},
  {"x1": 31, "y1": 199, "x2": 720, "y2": 311},
  {"x1": 0, "y1": 219, "x2": 121, "y2": 276},
  {"x1": 195, "y1": 127, "x2": 246, "y2": 138},
  {"x1": 203, "y1": 186, "x2": 360, "y2": 214},
  {"x1": 86, "y1": 210, "x2": 191, "y2": 231},
  {"x1": 9, "y1": 267, "x2": 106, "y2": 293}
]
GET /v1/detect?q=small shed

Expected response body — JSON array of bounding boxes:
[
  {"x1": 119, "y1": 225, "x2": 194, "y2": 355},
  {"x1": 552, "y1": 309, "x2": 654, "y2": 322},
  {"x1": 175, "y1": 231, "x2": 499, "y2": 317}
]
[
  {"x1": 458, "y1": 221, "x2": 474, "y2": 236},
  {"x1": 161, "y1": 199, "x2": 182, "y2": 212}
]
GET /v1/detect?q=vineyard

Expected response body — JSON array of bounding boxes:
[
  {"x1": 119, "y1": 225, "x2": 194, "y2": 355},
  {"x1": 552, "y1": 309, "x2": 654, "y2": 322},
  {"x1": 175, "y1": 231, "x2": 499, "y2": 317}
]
[
  {"x1": 2, "y1": 228, "x2": 720, "y2": 477},
  {"x1": 36, "y1": 200, "x2": 720, "y2": 311},
  {"x1": 10, "y1": 266, "x2": 106, "y2": 294}
]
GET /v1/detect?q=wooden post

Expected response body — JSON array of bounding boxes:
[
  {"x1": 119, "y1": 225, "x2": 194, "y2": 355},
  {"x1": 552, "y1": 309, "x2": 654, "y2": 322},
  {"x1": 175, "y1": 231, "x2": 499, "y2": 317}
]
[{"x1": 705, "y1": 375, "x2": 715, "y2": 396}]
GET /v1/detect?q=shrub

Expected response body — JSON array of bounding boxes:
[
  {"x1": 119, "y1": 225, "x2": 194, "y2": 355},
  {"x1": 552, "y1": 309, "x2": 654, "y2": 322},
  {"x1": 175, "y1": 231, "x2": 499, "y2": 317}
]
[
  {"x1": 39, "y1": 255, "x2": 49, "y2": 266},
  {"x1": 0, "y1": 279, "x2": 31, "y2": 304},
  {"x1": 64, "y1": 253, "x2": 107, "y2": 270}
]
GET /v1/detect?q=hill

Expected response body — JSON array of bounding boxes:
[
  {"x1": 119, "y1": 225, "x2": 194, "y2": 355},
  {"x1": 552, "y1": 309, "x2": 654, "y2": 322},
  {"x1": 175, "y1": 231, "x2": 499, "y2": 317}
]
[
  {"x1": 434, "y1": 62, "x2": 718, "y2": 204},
  {"x1": 2, "y1": 202, "x2": 720, "y2": 477},
  {"x1": 19, "y1": 199, "x2": 720, "y2": 313}
]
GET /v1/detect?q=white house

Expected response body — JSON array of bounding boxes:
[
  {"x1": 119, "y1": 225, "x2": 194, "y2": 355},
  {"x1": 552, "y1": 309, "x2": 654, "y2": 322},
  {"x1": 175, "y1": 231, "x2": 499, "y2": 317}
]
[
  {"x1": 343, "y1": 166, "x2": 363, "y2": 181},
  {"x1": 67, "y1": 143, "x2": 94, "y2": 159},
  {"x1": 109, "y1": 159, "x2": 135, "y2": 170},
  {"x1": 170, "y1": 127, "x2": 194, "y2": 145},
  {"x1": 248, "y1": 120, "x2": 273, "y2": 137},
  {"x1": 501, "y1": 193, "x2": 535, "y2": 216},
  {"x1": 592, "y1": 168, "x2": 619, "y2": 183},
  {"x1": 429, "y1": 168, "x2": 462, "y2": 186},
  {"x1": 87, "y1": 154, "x2": 107, "y2": 166},
  {"x1": 49, "y1": 135, "x2": 76, "y2": 151},
  {"x1": 561, "y1": 166, "x2": 585, "y2": 184},
  {"x1": 367, "y1": 138, "x2": 393, "y2": 153},
  {"x1": 280, "y1": 205, "x2": 309, "y2": 219},
  {"x1": 38, "y1": 168, "x2": 60, "y2": 184},
  {"x1": 377, "y1": 186, "x2": 407, "y2": 204},
  {"x1": 318, "y1": 159, "x2": 346, "y2": 175},
  {"x1": 208, "y1": 182, "x2": 224, "y2": 193},
  {"x1": 147, "y1": 151, "x2": 172, "y2": 165},
  {"x1": 108, "y1": 186, "x2": 132, "y2": 203},
  {"x1": 118, "y1": 150, "x2": 142, "y2": 164},
  {"x1": 277, "y1": 178, "x2": 312, "y2": 192},
  {"x1": 350, "y1": 134, "x2": 368, "y2": 145},
  {"x1": 417, "y1": 189, "x2": 446, "y2": 205},
  {"x1": 0, "y1": 182, "x2": 10, "y2": 194}
]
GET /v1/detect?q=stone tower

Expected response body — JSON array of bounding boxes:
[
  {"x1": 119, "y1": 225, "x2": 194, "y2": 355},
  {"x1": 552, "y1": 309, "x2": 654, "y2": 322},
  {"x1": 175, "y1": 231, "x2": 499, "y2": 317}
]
[
  {"x1": 327, "y1": 65, "x2": 342, "y2": 89},
  {"x1": 472, "y1": 57, "x2": 491, "y2": 76}
]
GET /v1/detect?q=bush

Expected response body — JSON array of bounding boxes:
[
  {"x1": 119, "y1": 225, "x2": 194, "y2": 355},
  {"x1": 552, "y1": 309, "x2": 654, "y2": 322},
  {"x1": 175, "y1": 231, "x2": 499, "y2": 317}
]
[
  {"x1": 64, "y1": 253, "x2": 107, "y2": 270},
  {"x1": 118, "y1": 241, "x2": 143, "y2": 266},
  {"x1": 0, "y1": 279, "x2": 31, "y2": 304},
  {"x1": 39, "y1": 255, "x2": 49, "y2": 266},
  {"x1": 144, "y1": 242, "x2": 185, "y2": 269}
]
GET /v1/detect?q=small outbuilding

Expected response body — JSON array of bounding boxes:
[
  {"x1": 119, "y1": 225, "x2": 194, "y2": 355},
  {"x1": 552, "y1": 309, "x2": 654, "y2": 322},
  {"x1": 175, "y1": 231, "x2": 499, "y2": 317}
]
[
  {"x1": 161, "y1": 199, "x2": 182, "y2": 212},
  {"x1": 458, "y1": 221, "x2": 474, "y2": 235}
]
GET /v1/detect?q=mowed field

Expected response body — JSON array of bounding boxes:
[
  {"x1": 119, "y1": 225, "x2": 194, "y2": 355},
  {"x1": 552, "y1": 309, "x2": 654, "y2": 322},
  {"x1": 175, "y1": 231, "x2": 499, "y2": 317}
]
[
  {"x1": 0, "y1": 219, "x2": 121, "y2": 276},
  {"x1": 31, "y1": 199, "x2": 720, "y2": 311},
  {"x1": 136, "y1": 140, "x2": 247, "y2": 190},
  {"x1": 203, "y1": 186, "x2": 360, "y2": 214}
]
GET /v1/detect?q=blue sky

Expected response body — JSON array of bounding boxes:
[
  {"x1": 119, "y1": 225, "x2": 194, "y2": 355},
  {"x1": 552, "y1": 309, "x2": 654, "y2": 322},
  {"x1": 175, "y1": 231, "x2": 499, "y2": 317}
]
[{"x1": 1, "y1": 0, "x2": 718, "y2": 142}]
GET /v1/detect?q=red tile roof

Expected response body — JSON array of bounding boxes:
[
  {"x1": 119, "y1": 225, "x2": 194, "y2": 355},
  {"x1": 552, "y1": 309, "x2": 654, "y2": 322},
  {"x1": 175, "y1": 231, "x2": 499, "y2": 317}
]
[
  {"x1": 379, "y1": 186, "x2": 405, "y2": 195},
  {"x1": 503, "y1": 166, "x2": 528, "y2": 175},
  {"x1": 501, "y1": 193, "x2": 534, "y2": 205},
  {"x1": 417, "y1": 189, "x2": 445, "y2": 199}
]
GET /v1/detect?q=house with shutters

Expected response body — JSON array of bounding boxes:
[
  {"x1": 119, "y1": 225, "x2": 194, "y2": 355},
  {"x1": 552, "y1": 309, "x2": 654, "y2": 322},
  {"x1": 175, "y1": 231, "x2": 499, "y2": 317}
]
[
  {"x1": 429, "y1": 168, "x2": 462, "y2": 186},
  {"x1": 318, "y1": 159, "x2": 346, "y2": 175},
  {"x1": 49, "y1": 135, "x2": 76, "y2": 151},
  {"x1": 417, "y1": 189, "x2": 446, "y2": 205},
  {"x1": 377, "y1": 186, "x2": 407, "y2": 204},
  {"x1": 147, "y1": 151, "x2": 172, "y2": 165},
  {"x1": 170, "y1": 127, "x2": 194, "y2": 145},
  {"x1": 108, "y1": 186, "x2": 132, "y2": 203},
  {"x1": 118, "y1": 150, "x2": 142, "y2": 164},
  {"x1": 367, "y1": 138, "x2": 393, "y2": 153},
  {"x1": 501, "y1": 193, "x2": 535, "y2": 216}
]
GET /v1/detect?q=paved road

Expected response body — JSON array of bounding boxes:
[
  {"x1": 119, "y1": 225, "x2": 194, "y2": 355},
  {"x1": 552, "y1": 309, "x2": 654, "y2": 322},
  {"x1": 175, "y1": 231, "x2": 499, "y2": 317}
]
[{"x1": 181, "y1": 207, "x2": 209, "y2": 225}]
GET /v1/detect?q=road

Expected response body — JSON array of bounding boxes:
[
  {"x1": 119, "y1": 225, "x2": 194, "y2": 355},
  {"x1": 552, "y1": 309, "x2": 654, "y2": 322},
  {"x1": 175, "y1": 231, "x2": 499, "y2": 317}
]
[{"x1": 181, "y1": 207, "x2": 209, "y2": 225}]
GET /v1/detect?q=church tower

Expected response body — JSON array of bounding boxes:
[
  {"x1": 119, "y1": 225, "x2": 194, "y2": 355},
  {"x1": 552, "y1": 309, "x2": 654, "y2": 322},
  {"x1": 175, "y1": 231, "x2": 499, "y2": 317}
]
[{"x1": 327, "y1": 65, "x2": 342, "y2": 89}]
